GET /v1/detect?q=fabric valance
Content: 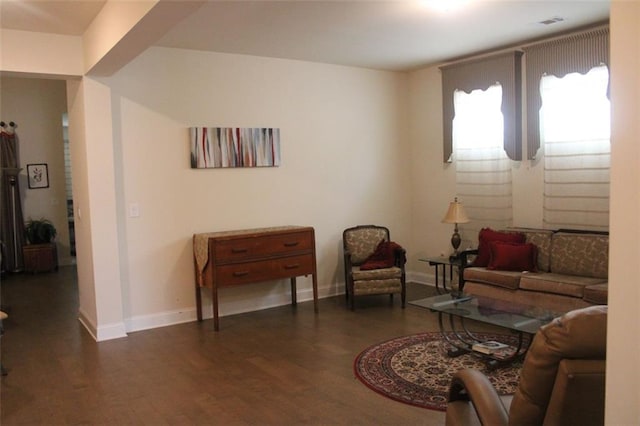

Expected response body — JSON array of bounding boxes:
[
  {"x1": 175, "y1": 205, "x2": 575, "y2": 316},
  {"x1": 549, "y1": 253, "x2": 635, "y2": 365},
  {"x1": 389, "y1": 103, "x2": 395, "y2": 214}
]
[
  {"x1": 440, "y1": 51, "x2": 523, "y2": 162},
  {"x1": 524, "y1": 27, "x2": 609, "y2": 159}
]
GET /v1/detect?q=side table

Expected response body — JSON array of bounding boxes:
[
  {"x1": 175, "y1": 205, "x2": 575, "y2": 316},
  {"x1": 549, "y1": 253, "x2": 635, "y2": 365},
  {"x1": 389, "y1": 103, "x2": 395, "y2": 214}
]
[
  {"x1": 22, "y1": 243, "x2": 58, "y2": 273},
  {"x1": 418, "y1": 256, "x2": 463, "y2": 294}
]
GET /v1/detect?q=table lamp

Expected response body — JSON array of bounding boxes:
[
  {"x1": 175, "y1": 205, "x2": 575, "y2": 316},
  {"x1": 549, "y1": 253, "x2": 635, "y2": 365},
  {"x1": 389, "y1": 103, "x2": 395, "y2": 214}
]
[{"x1": 442, "y1": 197, "x2": 470, "y2": 258}]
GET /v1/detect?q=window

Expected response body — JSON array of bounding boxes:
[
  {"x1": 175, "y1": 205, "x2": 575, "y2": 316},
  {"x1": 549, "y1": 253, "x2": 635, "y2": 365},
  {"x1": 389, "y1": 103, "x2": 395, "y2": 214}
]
[
  {"x1": 540, "y1": 65, "x2": 610, "y2": 230},
  {"x1": 524, "y1": 27, "x2": 608, "y2": 159},
  {"x1": 440, "y1": 51, "x2": 523, "y2": 162},
  {"x1": 453, "y1": 84, "x2": 513, "y2": 248}
]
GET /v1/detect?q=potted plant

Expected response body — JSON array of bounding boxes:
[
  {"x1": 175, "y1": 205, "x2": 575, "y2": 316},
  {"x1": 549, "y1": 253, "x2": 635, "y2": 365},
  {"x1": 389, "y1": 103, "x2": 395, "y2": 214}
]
[
  {"x1": 22, "y1": 218, "x2": 58, "y2": 273},
  {"x1": 24, "y1": 218, "x2": 57, "y2": 244}
]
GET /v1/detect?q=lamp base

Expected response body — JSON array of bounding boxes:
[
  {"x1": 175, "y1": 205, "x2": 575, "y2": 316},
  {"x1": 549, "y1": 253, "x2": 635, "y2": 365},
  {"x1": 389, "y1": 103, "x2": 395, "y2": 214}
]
[{"x1": 450, "y1": 225, "x2": 461, "y2": 256}]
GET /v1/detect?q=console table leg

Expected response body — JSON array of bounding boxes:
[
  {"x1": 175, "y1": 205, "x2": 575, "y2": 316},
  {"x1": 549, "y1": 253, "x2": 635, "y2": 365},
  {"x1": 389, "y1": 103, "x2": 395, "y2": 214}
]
[
  {"x1": 312, "y1": 274, "x2": 319, "y2": 313},
  {"x1": 212, "y1": 287, "x2": 219, "y2": 331},
  {"x1": 291, "y1": 277, "x2": 297, "y2": 305},
  {"x1": 195, "y1": 286, "x2": 203, "y2": 322}
]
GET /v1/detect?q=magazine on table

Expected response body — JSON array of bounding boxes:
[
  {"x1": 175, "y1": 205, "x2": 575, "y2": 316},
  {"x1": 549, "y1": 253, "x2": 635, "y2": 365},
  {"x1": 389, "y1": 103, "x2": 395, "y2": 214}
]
[{"x1": 472, "y1": 340, "x2": 510, "y2": 354}]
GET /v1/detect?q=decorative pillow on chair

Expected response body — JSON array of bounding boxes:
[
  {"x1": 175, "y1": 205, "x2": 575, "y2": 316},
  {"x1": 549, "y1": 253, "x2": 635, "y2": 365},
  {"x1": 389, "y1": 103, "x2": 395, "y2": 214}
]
[
  {"x1": 360, "y1": 240, "x2": 401, "y2": 270},
  {"x1": 473, "y1": 228, "x2": 526, "y2": 267},
  {"x1": 487, "y1": 241, "x2": 538, "y2": 272}
]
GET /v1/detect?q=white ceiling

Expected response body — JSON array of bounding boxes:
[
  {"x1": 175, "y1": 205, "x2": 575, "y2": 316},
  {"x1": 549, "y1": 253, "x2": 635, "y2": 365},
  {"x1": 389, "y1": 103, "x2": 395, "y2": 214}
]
[{"x1": 1, "y1": 1, "x2": 610, "y2": 71}]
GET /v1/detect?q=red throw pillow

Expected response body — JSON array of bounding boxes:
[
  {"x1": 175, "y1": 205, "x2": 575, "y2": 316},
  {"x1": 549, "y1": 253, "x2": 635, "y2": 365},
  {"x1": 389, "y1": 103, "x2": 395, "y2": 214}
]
[
  {"x1": 360, "y1": 240, "x2": 395, "y2": 270},
  {"x1": 472, "y1": 228, "x2": 526, "y2": 267},
  {"x1": 487, "y1": 241, "x2": 538, "y2": 272}
]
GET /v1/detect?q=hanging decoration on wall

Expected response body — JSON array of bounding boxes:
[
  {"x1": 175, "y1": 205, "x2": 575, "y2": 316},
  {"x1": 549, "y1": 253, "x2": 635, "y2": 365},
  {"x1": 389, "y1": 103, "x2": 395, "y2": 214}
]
[
  {"x1": 26, "y1": 163, "x2": 49, "y2": 189},
  {"x1": 190, "y1": 127, "x2": 281, "y2": 168}
]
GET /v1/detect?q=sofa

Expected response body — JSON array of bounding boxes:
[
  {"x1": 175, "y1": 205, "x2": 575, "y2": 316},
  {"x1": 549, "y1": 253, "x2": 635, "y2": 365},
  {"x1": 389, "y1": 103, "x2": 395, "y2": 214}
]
[{"x1": 459, "y1": 228, "x2": 609, "y2": 313}]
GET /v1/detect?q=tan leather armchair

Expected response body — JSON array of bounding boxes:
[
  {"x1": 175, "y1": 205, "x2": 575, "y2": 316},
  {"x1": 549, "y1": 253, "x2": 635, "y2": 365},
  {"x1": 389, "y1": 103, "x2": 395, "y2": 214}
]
[
  {"x1": 446, "y1": 305, "x2": 607, "y2": 426},
  {"x1": 342, "y1": 225, "x2": 406, "y2": 310}
]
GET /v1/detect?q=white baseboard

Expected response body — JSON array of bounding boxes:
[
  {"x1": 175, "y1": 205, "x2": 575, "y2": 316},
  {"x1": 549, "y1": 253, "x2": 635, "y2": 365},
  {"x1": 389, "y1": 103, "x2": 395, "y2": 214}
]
[
  {"x1": 407, "y1": 270, "x2": 434, "y2": 286},
  {"x1": 80, "y1": 271, "x2": 436, "y2": 338},
  {"x1": 124, "y1": 285, "x2": 344, "y2": 334},
  {"x1": 78, "y1": 308, "x2": 127, "y2": 342}
]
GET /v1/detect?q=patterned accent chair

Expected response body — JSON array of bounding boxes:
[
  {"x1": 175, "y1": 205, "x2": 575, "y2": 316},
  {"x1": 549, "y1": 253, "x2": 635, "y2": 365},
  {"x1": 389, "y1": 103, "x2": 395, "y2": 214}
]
[{"x1": 342, "y1": 225, "x2": 406, "y2": 310}]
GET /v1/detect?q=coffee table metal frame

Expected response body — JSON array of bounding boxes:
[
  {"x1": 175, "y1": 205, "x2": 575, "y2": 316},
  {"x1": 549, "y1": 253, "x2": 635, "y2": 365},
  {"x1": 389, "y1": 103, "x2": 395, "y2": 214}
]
[{"x1": 410, "y1": 293, "x2": 559, "y2": 369}]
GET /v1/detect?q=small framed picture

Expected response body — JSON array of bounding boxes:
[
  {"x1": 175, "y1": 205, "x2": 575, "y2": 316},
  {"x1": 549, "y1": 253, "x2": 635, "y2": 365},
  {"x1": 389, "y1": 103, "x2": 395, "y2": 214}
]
[{"x1": 27, "y1": 163, "x2": 49, "y2": 189}]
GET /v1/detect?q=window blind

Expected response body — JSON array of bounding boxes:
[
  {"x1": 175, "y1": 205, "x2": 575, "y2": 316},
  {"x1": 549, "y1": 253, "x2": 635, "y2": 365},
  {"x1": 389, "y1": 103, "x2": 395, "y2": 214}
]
[
  {"x1": 454, "y1": 85, "x2": 513, "y2": 248},
  {"x1": 541, "y1": 66, "x2": 610, "y2": 231}
]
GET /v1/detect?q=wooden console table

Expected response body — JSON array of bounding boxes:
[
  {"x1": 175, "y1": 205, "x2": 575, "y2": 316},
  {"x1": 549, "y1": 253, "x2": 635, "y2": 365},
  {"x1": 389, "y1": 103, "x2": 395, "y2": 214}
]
[{"x1": 193, "y1": 226, "x2": 318, "y2": 330}]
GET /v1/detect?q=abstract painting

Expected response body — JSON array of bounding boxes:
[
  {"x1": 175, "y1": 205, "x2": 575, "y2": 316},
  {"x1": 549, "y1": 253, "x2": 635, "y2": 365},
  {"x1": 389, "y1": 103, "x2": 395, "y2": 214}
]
[{"x1": 190, "y1": 127, "x2": 281, "y2": 168}]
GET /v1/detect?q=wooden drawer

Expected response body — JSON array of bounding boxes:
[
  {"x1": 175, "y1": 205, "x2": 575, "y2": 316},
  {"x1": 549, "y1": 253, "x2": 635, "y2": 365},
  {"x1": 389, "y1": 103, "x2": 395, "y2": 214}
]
[
  {"x1": 213, "y1": 230, "x2": 312, "y2": 262},
  {"x1": 216, "y1": 254, "x2": 314, "y2": 286}
]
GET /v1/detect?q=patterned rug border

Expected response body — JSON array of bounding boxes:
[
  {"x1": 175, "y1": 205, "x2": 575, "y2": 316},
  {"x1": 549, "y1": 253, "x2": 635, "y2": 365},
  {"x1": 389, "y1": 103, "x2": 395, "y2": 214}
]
[{"x1": 353, "y1": 332, "x2": 522, "y2": 412}]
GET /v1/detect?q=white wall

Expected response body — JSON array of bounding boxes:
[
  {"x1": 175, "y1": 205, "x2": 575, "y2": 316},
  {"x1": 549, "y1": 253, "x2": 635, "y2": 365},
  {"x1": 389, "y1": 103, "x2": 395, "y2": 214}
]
[
  {"x1": 101, "y1": 47, "x2": 412, "y2": 327},
  {"x1": 606, "y1": 2, "x2": 640, "y2": 423},
  {"x1": 0, "y1": 77, "x2": 73, "y2": 266},
  {"x1": 406, "y1": 66, "x2": 456, "y2": 275},
  {"x1": 0, "y1": 29, "x2": 83, "y2": 77}
]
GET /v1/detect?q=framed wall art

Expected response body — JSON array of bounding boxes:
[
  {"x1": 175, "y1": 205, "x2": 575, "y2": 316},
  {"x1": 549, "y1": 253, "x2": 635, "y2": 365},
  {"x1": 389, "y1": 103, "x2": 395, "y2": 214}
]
[
  {"x1": 27, "y1": 163, "x2": 49, "y2": 189},
  {"x1": 190, "y1": 127, "x2": 281, "y2": 169}
]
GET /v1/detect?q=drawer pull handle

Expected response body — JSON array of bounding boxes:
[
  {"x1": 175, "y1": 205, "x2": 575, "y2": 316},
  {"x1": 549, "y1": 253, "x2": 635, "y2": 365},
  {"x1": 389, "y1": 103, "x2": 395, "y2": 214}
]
[
  {"x1": 284, "y1": 264, "x2": 300, "y2": 270},
  {"x1": 233, "y1": 271, "x2": 250, "y2": 277},
  {"x1": 231, "y1": 248, "x2": 248, "y2": 254},
  {"x1": 284, "y1": 241, "x2": 300, "y2": 247}
]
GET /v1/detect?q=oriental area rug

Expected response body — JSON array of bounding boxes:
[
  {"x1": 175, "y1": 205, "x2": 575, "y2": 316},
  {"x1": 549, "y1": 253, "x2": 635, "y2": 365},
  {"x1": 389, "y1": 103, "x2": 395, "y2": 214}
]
[{"x1": 353, "y1": 332, "x2": 522, "y2": 411}]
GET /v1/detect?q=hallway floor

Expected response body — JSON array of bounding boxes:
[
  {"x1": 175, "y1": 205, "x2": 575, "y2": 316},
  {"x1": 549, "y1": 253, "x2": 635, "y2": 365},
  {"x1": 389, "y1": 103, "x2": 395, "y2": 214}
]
[{"x1": 1, "y1": 266, "x2": 446, "y2": 425}]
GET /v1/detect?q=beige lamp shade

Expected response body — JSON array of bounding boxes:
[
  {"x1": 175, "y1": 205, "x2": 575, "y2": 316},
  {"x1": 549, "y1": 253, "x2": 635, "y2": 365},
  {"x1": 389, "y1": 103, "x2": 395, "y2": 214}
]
[{"x1": 442, "y1": 197, "x2": 470, "y2": 224}]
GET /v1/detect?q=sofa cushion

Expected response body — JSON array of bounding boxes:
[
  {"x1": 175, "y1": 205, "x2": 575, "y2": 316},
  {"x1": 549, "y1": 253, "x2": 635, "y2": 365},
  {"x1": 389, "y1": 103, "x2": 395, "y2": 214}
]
[
  {"x1": 520, "y1": 273, "x2": 607, "y2": 298},
  {"x1": 510, "y1": 228, "x2": 554, "y2": 272},
  {"x1": 583, "y1": 283, "x2": 608, "y2": 304},
  {"x1": 473, "y1": 228, "x2": 526, "y2": 267},
  {"x1": 463, "y1": 267, "x2": 523, "y2": 290},
  {"x1": 488, "y1": 241, "x2": 538, "y2": 272},
  {"x1": 550, "y1": 232, "x2": 609, "y2": 279}
]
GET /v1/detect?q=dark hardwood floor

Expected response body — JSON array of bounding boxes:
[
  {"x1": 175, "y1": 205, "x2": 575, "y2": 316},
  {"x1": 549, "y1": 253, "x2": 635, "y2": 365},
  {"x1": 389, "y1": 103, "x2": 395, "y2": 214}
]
[{"x1": 1, "y1": 266, "x2": 447, "y2": 425}]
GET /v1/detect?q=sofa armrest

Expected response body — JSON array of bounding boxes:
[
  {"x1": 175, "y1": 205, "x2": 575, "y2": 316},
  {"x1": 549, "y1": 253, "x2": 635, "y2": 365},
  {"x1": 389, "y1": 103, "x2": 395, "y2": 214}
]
[
  {"x1": 458, "y1": 248, "x2": 478, "y2": 266},
  {"x1": 446, "y1": 369, "x2": 509, "y2": 426},
  {"x1": 457, "y1": 249, "x2": 478, "y2": 291}
]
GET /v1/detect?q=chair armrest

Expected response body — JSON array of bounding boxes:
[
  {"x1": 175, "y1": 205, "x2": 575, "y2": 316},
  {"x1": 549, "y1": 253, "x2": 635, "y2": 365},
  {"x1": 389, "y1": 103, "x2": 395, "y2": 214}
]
[
  {"x1": 544, "y1": 359, "x2": 606, "y2": 425},
  {"x1": 344, "y1": 249, "x2": 354, "y2": 269},
  {"x1": 447, "y1": 369, "x2": 509, "y2": 426},
  {"x1": 393, "y1": 247, "x2": 407, "y2": 269}
]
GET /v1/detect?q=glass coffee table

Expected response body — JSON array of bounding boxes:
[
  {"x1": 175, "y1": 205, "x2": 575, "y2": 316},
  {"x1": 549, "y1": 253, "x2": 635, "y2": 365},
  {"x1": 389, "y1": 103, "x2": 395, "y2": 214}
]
[{"x1": 410, "y1": 293, "x2": 561, "y2": 369}]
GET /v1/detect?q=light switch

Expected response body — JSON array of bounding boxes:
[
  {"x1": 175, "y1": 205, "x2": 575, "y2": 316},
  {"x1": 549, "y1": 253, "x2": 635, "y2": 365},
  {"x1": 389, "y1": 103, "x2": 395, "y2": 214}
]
[{"x1": 129, "y1": 203, "x2": 140, "y2": 218}]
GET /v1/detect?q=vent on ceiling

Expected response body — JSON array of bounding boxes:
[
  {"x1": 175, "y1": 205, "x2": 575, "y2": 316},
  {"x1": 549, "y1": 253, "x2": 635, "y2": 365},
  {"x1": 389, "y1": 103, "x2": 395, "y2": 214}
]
[{"x1": 538, "y1": 16, "x2": 565, "y2": 25}]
